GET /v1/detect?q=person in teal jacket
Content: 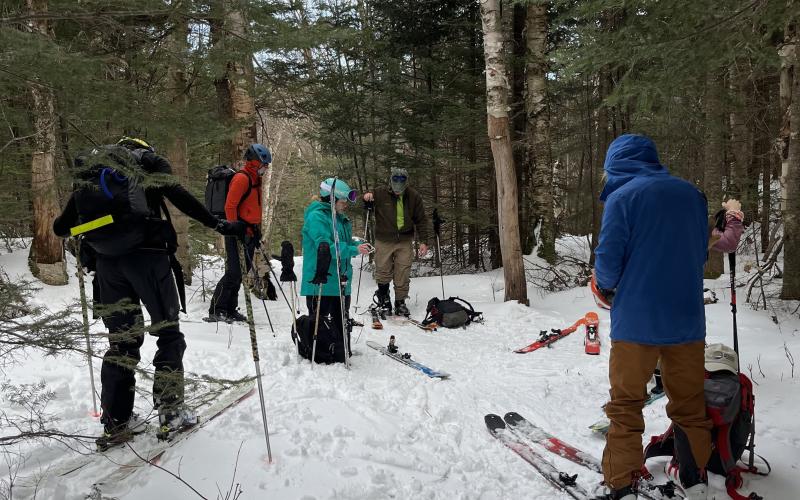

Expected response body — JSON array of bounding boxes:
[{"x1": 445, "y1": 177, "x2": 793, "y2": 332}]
[{"x1": 301, "y1": 178, "x2": 370, "y2": 362}]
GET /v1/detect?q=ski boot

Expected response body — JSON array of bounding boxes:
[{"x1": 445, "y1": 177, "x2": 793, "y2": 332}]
[
  {"x1": 650, "y1": 369, "x2": 664, "y2": 396},
  {"x1": 226, "y1": 309, "x2": 248, "y2": 323},
  {"x1": 205, "y1": 310, "x2": 233, "y2": 324},
  {"x1": 96, "y1": 415, "x2": 141, "y2": 452},
  {"x1": 591, "y1": 484, "x2": 636, "y2": 500},
  {"x1": 157, "y1": 407, "x2": 199, "y2": 440},
  {"x1": 394, "y1": 299, "x2": 410, "y2": 317},
  {"x1": 374, "y1": 284, "x2": 392, "y2": 318}
]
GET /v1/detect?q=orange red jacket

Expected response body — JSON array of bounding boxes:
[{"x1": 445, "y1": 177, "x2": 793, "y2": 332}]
[{"x1": 225, "y1": 164, "x2": 262, "y2": 225}]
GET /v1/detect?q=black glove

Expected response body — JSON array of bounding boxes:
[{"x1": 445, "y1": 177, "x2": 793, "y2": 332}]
[
  {"x1": 433, "y1": 208, "x2": 443, "y2": 236},
  {"x1": 279, "y1": 240, "x2": 297, "y2": 282},
  {"x1": 713, "y1": 208, "x2": 727, "y2": 232},
  {"x1": 215, "y1": 219, "x2": 246, "y2": 238},
  {"x1": 364, "y1": 199, "x2": 375, "y2": 211},
  {"x1": 311, "y1": 242, "x2": 331, "y2": 285}
]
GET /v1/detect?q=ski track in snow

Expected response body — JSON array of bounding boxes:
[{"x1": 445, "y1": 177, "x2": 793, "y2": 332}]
[{"x1": 1, "y1": 245, "x2": 798, "y2": 499}]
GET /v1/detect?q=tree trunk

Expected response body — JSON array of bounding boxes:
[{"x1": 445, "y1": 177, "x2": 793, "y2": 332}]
[
  {"x1": 481, "y1": 0, "x2": 528, "y2": 305},
  {"x1": 729, "y1": 61, "x2": 755, "y2": 220},
  {"x1": 212, "y1": 1, "x2": 257, "y2": 163},
  {"x1": 782, "y1": 26, "x2": 800, "y2": 299},
  {"x1": 27, "y1": 0, "x2": 66, "y2": 286},
  {"x1": 166, "y1": 15, "x2": 191, "y2": 285},
  {"x1": 525, "y1": 1, "x2": 555, "y2": 264},
  {"x1": 704, "y1": 73, "x2": 726, "y2": 278}
]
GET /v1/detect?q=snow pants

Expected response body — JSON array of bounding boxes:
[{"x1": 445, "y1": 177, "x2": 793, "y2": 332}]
[
  {"x1": 374, "y1": 239, "x2": 413, "y2": 301},
  {"x1": 602, "y1": 340, "x2": 712, "y2": 490},
  {"x1": 209, "y1": 235, "x2": 257, "y2": 315},
  {"x1": 96, "y1": 252, "x2": 186, "y2": 427}
]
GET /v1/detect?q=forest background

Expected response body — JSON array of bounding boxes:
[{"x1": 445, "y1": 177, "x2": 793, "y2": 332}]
[{"x1": 1, "y1": 0, "x2": 798, "y2": 307}]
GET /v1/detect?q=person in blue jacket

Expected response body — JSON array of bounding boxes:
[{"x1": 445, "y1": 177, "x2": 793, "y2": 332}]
[
  {"x1": 593, "y1": 135, "x2": 712, "y2": 500},
  {"x1": 301, "y1": 178, "x2": 370, "y2": 363}
]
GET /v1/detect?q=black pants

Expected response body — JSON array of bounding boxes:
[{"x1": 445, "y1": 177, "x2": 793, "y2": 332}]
[
  {"x1": 210, "y1": 236, "x2": 257, "y2": 315},
  {"x1": 96, "y1": 252, "x2": 185, "y2": 426},
  {"x1": 306, "y1": 294, "x2": 352, "y2": 359}
]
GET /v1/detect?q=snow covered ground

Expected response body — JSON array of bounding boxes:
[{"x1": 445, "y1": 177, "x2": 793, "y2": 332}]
[{"x1": 1, "y1": 241, "x2": 798, "y2": 500}]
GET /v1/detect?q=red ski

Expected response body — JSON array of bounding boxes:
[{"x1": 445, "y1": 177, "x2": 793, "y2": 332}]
[
  {"x1": 513, "y1": 316, "x2": 585, "y2": 354},
  {"x1": 584, "y1": 312, "x2": 601, "y2": 355}
]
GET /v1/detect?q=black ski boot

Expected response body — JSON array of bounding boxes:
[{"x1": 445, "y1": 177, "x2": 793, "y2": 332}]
[
  {"x1": 650, "y1": 369, "x2": 664, "y2": 396},
  {"x1": 374, "y1": 283, "x2": 392, "y2": 317},
  {"x1": 157, "y1": 407, "x2": 198, "y2": 440},
  {"x1": 96, "y1": 419, "x2": 134, "y2": 452},
  {"x1": 226, "y1": 309, "x2": 248, "y2": 323},
  {"x1": 394, "y1": 299, "x2": 410, "y2": 317}
]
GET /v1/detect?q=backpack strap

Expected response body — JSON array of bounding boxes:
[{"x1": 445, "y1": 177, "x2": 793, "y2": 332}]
[{"x1": 451, "y1": 296, "x2": 483, "y2": 321}]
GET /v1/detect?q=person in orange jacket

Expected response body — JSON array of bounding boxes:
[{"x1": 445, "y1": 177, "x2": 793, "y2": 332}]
[{"x1": 208, "y1": 144, "x2": 272, "y2": 322}]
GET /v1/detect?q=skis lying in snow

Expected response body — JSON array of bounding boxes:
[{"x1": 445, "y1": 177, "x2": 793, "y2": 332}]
[
  {"x1": 486, "y1": 414, "x2": 592, "y2": 499},
  {"x1": 91, "y1": 381, "x2": 256, "y2": 490},
  {"x1": 406, "y1": 317, "x2": 437, "y2": 331},
  {"x1": 584, "y1": 312, "x2": 601, "y2": 355},
  {"x1": 366, "y1": 340, "x2": 449, "y2": 379},
  {"x1": 588, "y1": 391, "x2": 666, "y2": 435},
  {"x1": 514, "y1": 312, "x2": 600, "y2": 354},
  {"x1": 488, "y1": 411, "x2": 684, "y2": 500}
]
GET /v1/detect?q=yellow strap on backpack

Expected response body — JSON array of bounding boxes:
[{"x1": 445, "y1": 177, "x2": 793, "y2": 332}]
[{"x1": 70, "y1": 215, "x2": 114, "y2": 236}]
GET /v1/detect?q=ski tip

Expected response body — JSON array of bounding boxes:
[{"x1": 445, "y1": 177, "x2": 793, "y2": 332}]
[
  {"x1": 484, "y1": 413, "x2": 506, "y2": 432},
  {"x1": 503, "y1": 411, "x2": 523, "y2": 426}
]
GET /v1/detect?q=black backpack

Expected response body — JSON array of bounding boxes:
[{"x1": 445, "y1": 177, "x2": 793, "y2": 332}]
[
  {"x1": 72, "y1": 145, "x2": 154, "y2": 255},
  {"x1": 292, "y1": 314, "x2": 350, "y2": 364},
  {"x1": 423, "y1": 297, "x2": 482, "y2": 328},
  {"x1": 204, "y1": 166, "x2": 253, "y2": 218}
]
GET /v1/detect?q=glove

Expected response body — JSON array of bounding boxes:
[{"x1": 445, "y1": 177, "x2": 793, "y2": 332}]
[
  {"x1": 279, "y1": 240, "x2": 297, "y2": 282},
  {"x1": 432, "y1": 208, "x2": 443, "y2": 236},
  {"x1": 311, "y1": 242, "x2": 331, "y2": 285},
  {"x1": 215, "y1": 219, "x2": 246, "y2": 238}
]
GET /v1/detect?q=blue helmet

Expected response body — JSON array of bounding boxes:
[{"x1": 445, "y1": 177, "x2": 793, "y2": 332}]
[
  {"x1": 244, "y1": 143, "x2": 272, "y2": 165},
  {"x1": 320, "y1": 178, "x2": 357, "y2": 202}
]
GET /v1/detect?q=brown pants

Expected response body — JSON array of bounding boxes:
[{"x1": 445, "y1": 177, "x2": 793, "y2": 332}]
[
  {"x1": 374, "y1": 239, "x2": 413, "y2": 300},
  {"x1": 602, "y1": 340, "x2": 712, "y2": 489}
]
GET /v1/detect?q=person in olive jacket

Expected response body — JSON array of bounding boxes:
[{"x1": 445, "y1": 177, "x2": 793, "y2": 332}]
[{"x1": 362, "y1": 167, "x2": 430, "y2": 317}]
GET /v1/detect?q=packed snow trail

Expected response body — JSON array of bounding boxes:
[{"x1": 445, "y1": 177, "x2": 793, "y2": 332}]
[{"x1": 1, "y1": 242, "x2": 798, "y2": 499}]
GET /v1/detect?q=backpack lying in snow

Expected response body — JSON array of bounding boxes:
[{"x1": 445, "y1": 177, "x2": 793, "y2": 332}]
[
  {"x1": 643, "y1": 369, "x2": 770, "y2": 500},
  {"x1": 423, "y1": 297, "x2": 482, "y2": 329}
]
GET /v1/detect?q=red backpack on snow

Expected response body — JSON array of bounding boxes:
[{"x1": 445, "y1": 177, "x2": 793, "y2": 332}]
[{"x1": 642, "y1": 369, "x2": 770, "y2": 500}]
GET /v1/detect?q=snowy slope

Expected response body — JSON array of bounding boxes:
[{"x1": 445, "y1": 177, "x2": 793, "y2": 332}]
[{"x1": 1, "y1": 243, "x2": 798, "y2": 500}]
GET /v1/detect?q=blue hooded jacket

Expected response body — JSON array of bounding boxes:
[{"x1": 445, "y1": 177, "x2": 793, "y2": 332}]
[{"x1": 595, "y1": 134, "x2": 708, "y2": 345}]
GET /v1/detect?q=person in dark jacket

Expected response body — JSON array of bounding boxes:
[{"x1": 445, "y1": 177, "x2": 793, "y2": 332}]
[
  {"x1": 362, "y1": 168, "x2": 430, "y2": 316},
  {"x1": 54, "y1": 137, "x2": 244, "y2": 449},
  {"x1": 593, "y1": 134, "x2": 712, "y2": 500},
  {"x1": 207, "y1": 143, "x2": 272, "y2": 323}
]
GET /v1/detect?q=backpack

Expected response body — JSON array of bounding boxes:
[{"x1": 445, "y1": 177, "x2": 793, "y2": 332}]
[
  {"x1": 423, "y1": 297, "x2": 482, "y2": 328},
  {"x1": 204, "y1": 166, "x2": 253, "y2": 219},
  {"x1": 643, "y1": 370, "x2": 770, "y2": 500},
  {"x1": 292, "y1": 313, "x2": 350, "y2": 364},
  {"x1": 72, "y1": 145, "x2": 154, "y2": 255}
]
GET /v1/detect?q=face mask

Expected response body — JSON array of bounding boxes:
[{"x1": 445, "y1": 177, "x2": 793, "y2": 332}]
[{"x1": 258, "y1": 166, "x2": 267, "y2": 176}]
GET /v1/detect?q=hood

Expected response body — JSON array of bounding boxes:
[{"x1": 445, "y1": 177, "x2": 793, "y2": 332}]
[{"x1": 600, "y1": 134, "x2": 668, "y2": 201}]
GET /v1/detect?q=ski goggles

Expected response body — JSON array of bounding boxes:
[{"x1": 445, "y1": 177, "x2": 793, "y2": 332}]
[
  {"x1": 320, "y1": 181, "x2": 358, "y2": 202},
  {"x1": 391, "y1": 175, "x2": 407, "y2": 183}
]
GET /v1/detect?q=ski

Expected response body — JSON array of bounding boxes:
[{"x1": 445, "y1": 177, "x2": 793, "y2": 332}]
[
  {"x1": 503, "y1": 412, "x2": 602, "y2": 473},
  {"x1": 500, "y1": 412, "x2": 684, "y2": 500},
  {"x1": 90, "y1": 381, "x2": 256, "y2": 489},
  {"x1": 366, "y1": 340, "x2": 449, "y2": 379},
  {"x1": 406, "y1": 318, "x2": 437, "y2": 331},
  {"x1": 588, "y1": 391, "x2": 666, "y2": 435},
  {"x1": 369, "y1": 305, "x2": 383, "y2": 330},
  {"x1": 514, "y1": 328, "x2": 574, "y2": 353},
  {"x1": 485, "y1": 414, "x2": 592, "y2": 499},
  {"x1": 584, "y1": 312, "x2": 601, "y2": 355}
]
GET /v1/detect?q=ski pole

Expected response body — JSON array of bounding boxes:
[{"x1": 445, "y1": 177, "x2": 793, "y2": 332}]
[
  {"x1": 328, "y1": 178, "x2": 351, "y2": 369},
  {"x1": 241, "y1": 242, "x2": 275, "y2": 334},
  {"x1": 73, "y1": 238, "x2": 100, "y2": 417},
  {"x1": 433, "y1": 209, "x2": 445, "y2": 298},
  {"x1": 728, "y1": 252, "x2": 740, "y2": 371},
  {"x1": 354, "y1": 207, "x2": 371, "y2": 310},
  {"x1": 311, "y1": 283, "x2": 323, "y2": 367},
  {"x1": 237, "y1": 238, "x2": 273, "y2": 462}
]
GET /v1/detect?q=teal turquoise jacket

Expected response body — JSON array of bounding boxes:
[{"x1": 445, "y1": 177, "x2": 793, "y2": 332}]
[{"x1": 301, "y1": 200, "x2": 360, "y2": 297}]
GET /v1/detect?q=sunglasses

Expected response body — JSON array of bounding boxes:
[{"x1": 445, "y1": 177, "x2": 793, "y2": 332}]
[{"x1": 391, "y1": 175, "x2": 407, "y2": 182}]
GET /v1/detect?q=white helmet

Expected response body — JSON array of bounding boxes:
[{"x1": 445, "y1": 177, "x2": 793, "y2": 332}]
[{"x1": 704, "y1": 343, "x2": 738, "y2": 374}]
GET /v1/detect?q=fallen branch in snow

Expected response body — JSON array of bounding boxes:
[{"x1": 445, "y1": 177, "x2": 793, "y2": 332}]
[
  {"x1": 784, "y1": 342, "x2": 795, "y2": 379},
  {"x1": 124, "y1": 442, "x2": 208, "y2": 499}
]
